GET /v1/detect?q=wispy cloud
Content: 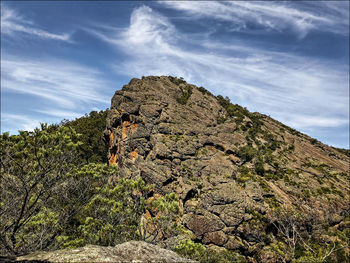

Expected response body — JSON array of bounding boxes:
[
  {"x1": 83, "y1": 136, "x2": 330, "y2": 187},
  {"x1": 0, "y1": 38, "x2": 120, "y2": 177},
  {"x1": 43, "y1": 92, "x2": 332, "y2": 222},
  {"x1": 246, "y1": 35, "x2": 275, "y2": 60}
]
[
  {"x1": 290, "y1": 115, "x2": 349, "y2": 129},
  {"x1": 88, "y1": 5, "x2": 349, "y2": 138},
  {"x1": 160, "y1": 1, "x2": 349, "y2": 38},
  {"x1": 34, "y1": 109, "x2": 83, "y2": 119},
  {"x1": 1, "y1": 113, "x2": 42, "y2": 133},
  {"x1": 1, "y1": 4, "x2": 71, "y2": 41},
  {"x1": 2, "y1": 57, "x2": 109, "y2": 108},
  {"x1": 1, "y1": 56, "x2": 111, "y2": 133}
]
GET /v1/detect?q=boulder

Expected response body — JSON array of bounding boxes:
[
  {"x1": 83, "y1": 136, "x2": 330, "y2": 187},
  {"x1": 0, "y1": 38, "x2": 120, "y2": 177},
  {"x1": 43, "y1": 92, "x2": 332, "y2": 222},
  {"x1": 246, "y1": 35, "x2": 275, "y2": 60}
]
[{"x1": 16, "y1": 241, "x2": 196, "y2": 263}]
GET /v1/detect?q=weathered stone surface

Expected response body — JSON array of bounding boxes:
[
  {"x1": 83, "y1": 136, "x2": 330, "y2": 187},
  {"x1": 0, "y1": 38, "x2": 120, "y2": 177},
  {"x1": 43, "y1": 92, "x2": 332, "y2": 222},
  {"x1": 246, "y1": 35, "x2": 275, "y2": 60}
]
[
  {"x1": 202, "y1": 231, "x2": 228, "y2": 246},
  {"x1": 104, "y1": 76, "x2": 350, "y2": 262},
  {"x1": 225, "y1": 236, "x2": 245, "y2": 250},
  {"x1": 183, "y1": 213, "x2": 225, "y2": 236},
  {"x1": 256, "y1": 248, "x2": 279, "y2": 263},
  {"x1": 16, "y1": 241, "x2": 196, "y2": 263}
]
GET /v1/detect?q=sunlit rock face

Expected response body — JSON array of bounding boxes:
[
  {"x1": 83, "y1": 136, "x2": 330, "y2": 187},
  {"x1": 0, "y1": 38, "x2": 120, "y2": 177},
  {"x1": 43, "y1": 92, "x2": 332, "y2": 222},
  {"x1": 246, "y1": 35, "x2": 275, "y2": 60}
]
[
  {"x1": 16, "y1": 241, "x2": 196, "y2": 262},
  {"x1": 105, "y1": 76, "x2": 350, "y2": 261}
]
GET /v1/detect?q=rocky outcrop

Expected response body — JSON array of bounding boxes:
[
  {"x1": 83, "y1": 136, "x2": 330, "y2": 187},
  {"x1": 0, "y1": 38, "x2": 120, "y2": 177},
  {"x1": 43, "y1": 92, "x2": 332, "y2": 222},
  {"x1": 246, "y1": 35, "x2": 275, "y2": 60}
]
[
  {"x1": 104, "y1": 76, "x2": 350, "y2": 261},
  {"x1": 16, "y1": 241, "x2": 196, "y2": 263}
]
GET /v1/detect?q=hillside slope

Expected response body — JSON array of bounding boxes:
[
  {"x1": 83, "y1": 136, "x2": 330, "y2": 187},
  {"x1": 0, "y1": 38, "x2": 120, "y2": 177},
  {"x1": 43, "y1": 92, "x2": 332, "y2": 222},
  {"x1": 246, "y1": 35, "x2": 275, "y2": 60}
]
[{"x1": 104, "y1": 76, "x2": 349, "y2": 262}]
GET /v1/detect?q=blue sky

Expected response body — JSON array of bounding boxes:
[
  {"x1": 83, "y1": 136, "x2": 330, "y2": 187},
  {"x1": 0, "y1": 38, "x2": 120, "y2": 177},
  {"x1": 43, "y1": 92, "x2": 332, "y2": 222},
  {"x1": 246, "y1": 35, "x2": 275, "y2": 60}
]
[{"x1": 1, "y1": 1, "x2": 349, "y2": 148}]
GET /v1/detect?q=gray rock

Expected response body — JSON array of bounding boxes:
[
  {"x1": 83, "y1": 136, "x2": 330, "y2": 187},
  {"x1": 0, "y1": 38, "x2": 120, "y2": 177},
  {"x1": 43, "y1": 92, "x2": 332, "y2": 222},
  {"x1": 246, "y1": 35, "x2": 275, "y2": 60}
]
[
  {"x1": 17, "y1": 241, "x2": 197, "y2": 263},
  {"x1": 104, "y1": 76, "x2": 350, "y2": 262}
]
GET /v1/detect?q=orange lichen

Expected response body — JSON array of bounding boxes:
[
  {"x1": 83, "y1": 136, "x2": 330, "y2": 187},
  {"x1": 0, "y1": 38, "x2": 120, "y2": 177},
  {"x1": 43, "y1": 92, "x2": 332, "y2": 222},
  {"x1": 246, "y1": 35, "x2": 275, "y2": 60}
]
[
  {"x1": 122, "y1": 121, "x2": 130, "y2": 140},
  {"x1": 131, "y1": 123, "x2": 138, "y2": 132},
  {"x1": 109, "y1": 132, "x2": 114, "y2": 148},
  {"x1": 109, "y1": 152, "x2": 118, "y2": 166},
  {"x1": 130, "y1": 149, "x2": 138, "y2": 160},
  {"x1": 144, "y1": 209, "x2": 152, "y2": 220}
]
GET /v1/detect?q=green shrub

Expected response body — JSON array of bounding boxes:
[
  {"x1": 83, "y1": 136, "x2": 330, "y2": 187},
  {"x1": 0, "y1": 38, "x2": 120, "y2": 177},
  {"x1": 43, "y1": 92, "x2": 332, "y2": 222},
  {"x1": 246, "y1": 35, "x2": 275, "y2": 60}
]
[
  {"x1": 168, "y1": 76, "x2": 186, "y2": 85},
  {"x1": 332, "y1": 147, "x2": 350, "y2": 157},
  {"x1": 174, "y1": 239, "x2": 246, "y2": 263},
  {"x1": 310, "y1": 138, "x2": 318, "y2": 145},
  {"x1": 198, "y1": 86, "x2": 212, "y2": 96},
  {"x1": 255, "y1": 157, "x2": 265, "y2": 176},
  {"x1": 237, "y1": 145, "x2": 257, "y2": 162},
  {"x1": 174, "y1": 239, "x2": 206, "y2": 262},
  {"x1": 177, "y1": 85, "x2": 193, "y2": 105},
  {"x1": 61, "y1": 110, "x2": 109, "y2": 164}
]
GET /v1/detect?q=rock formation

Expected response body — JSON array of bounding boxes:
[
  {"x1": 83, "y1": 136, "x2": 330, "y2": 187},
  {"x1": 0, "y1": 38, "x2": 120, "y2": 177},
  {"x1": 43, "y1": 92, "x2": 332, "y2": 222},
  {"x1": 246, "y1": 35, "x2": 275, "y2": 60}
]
[
  {"x1": 104, "y1": 76, "x2": 349, "y2": 261},
  {"x1": 16, "y1": 241, "x2": 195, "y2": 262}
]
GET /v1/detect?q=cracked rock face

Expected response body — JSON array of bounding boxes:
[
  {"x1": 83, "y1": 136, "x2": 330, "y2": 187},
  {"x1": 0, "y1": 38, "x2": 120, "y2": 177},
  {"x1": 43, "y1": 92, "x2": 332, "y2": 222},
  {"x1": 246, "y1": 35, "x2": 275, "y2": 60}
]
[
  {"x1": 105, "y1": 76, "x2": 350, "y2": 257},
  {"x1": 105, "y1": 76, "x2": 247, "y2": 197}
]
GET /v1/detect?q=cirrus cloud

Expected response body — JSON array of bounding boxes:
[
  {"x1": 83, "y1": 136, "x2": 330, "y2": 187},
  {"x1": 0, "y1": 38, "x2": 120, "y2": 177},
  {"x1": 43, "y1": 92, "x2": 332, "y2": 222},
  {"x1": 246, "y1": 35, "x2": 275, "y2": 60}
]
[
  {"x1": 1, "y1": 4, "x2": 71, "y2": 41},
  {"x1": 87, "y1": 5, "x2": 349, "y2": 147}
]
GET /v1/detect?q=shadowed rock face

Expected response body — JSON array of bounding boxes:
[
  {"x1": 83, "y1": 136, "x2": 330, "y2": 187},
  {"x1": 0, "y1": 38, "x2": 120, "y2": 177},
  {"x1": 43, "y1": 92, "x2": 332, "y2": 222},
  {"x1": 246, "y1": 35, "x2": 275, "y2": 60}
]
[
  {"x1": 16, "y1": 241, "x2": 196, "y2": 263},
  {"x1": 105, "y1": 76, "x2": 350, "y2": 258}
]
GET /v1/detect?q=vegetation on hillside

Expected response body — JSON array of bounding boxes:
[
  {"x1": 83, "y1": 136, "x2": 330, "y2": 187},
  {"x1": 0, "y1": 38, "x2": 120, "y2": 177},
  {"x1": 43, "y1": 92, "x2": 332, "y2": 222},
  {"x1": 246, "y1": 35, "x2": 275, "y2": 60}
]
[
  {"x1": 0, "y1": 122, "x2": 182, "y2": 256},
  {"x1": 60, "y1": 110, "x2": 109, "y2": 164}
]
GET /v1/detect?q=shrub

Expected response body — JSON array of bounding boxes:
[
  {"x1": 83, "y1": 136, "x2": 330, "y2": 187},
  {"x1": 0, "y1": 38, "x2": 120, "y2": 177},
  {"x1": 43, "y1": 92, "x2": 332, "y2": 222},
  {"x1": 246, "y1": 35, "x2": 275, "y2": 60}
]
[
  {"x1": 255, "y1": 157, "x2": 265, "y2": 176},
  {"x1": 61, "y1": 110, "x2": 109, "y2": 164},
  {"x1": 177, "y1": 85, "x2": 193, "y2": 105},
  {"x1": 237, "y1": 145, "x2": 257, "y2": 162},
  {"x1": 174, "y1": 239, "x2": 246, "y2": 263},
  {"x1": 198, "y1": 86, "x2": 212, "y2": 96},
  {"x1": 168, "y1": 76, "x2": 186, "y2": 85}
]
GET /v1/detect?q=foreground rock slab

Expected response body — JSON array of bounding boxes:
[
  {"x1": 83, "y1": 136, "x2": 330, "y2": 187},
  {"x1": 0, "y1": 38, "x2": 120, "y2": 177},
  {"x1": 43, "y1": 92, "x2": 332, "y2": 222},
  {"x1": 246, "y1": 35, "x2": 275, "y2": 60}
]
[{"x1": 16, "y1": 241, "x2": 196, "y2": 263}]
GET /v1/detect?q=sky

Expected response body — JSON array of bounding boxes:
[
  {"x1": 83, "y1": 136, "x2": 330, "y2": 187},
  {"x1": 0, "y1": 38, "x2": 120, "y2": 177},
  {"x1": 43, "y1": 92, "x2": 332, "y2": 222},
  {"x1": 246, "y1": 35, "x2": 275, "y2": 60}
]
[{"x1": 1, "y1": 1, "x2": 349, "y2": 148}]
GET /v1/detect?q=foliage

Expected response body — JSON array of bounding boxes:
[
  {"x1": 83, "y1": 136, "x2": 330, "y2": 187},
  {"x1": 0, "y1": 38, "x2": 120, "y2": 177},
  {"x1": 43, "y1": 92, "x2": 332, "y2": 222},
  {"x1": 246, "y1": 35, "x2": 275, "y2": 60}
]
[
  {"x1": 61, "y1": 110, "x2": 109, "y2": 164},
  {"x1": 174, "y1": 239, "x2": 246, "y2": 263},
  {"x1": 198, "y1": 86, "x2": 212, "y2": 96},
  {"x1": 174, "y1": 239, "x2": 206, "y2": 261},
  {"x1": 177, "y1": 85, "x2": 193, "y2": 105},
  {"x1": 168, "y1": 76, "x2": 186, "y2": 86},
  {"x1": 0, "y1": 124, "x2": 181, "y2": 256},
  {"x1": 216, "y1": 95, "x2": 251, "y2": 124},
  {"x1": 0, "y1": 124, "x2": 82, "y2": 254},
  {"x1": 255, "y1": 156, "x2": 265, "y2": 176},
  {"x1": 61, "y1": 173, "x2": 151, "y2": 248},
  {"x1": 268, "y1": 207, "x2": 350, "y2": 263},
  {"x1": 142, "y1": 193, "x2": 183, "y2": 242},
  {"x1": 332, "y1": 147, "x2": 350, "y2": 157},
  {"x1": 237, "y1": 145, "x2": 257, "y2": 162}
]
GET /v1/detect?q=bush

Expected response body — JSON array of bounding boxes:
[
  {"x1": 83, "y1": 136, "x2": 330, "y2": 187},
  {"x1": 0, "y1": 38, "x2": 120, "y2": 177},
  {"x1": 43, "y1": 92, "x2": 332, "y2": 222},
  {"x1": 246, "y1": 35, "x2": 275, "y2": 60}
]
[
  {"x1": 255, "y1": 157, "x2": 265, "y2": 176},
  {"x1": 198, "y1": 86, "x2": 212, "y2": 96},
  {"x1": 237, "y1": 145, "x2": 257, "y2": 162},
  {"x1": 174, "y1": 239, "x2": 246, "y2": 263},
  {"x1": 177, "y1": 85, "x2": 193, "y2": 105},
  {"x1": 168, "y1": 76, "x2": 186, "y2": 85},
  {"x1": 61, "y1": 110, "x2": 109, "y2": 164}
]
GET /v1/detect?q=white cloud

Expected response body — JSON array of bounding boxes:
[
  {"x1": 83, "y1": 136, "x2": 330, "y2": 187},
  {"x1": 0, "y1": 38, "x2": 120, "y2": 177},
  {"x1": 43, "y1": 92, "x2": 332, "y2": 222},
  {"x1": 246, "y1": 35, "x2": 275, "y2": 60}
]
[
  {"x1": 289, "y1": 115, "x2": 349, "y2": 129},
  {"x1": 1, "y1": 4, "x2": 71, "y2": 41},
  {"x1": 160, "y1": 1, "x2": 349, "y2": 37},
  {"x1": 1, "y1": 57, "x2": 109, "y2": 108},
  {"x1": 34, "y1": 109, "x2": 83, "y2": 119},
  {"x1": 1, "y1": 56, "x2": 111, "y2": 133},
  {"x1": 1, "y1": 113, "x2": 41, "y2": 132},
  {"x1": 88, "y1": 5, "x2": 349, "y2": 136}
]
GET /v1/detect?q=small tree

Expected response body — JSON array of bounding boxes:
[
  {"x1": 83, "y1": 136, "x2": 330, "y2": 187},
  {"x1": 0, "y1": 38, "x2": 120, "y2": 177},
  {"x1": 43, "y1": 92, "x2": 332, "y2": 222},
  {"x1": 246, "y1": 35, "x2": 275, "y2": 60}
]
[
  {"x1": 140, "y1": 192, "x2": 182, "y2": 243},
  {"x1": 0, "y1": 124, "x2": 82, "y2": 254},
  {"x1": 269, "y1": 207, "x2": 348, "y2": 262}
]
